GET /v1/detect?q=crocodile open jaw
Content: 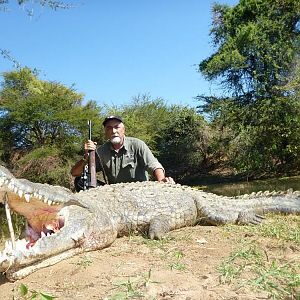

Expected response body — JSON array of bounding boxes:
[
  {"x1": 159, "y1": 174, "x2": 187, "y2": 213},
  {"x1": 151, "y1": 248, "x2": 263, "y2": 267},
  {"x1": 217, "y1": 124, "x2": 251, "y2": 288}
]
[{"x1": 0, "y1": 167, "x2": 72, "y2": 273}]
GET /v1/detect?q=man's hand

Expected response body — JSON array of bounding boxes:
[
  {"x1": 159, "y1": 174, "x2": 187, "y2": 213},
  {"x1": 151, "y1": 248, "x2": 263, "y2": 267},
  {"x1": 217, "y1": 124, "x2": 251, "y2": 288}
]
[
  {"x1": 154, "y1": 168, "x2": 175, "y2": 184},
  {"x1": 160, "y1": 177, "x2": 175, "y2": 184},
  {"x1": 84, "y1": 140, "x2": 97, "y2": 154},
  {"x1": 71, "y1": 140, "x2": 97, "y2": 177}
]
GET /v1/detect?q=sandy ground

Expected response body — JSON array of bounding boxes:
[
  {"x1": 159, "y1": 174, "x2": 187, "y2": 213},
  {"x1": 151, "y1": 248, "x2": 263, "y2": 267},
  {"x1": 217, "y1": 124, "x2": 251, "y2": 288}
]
[{"x1": 0, "y1": 217, "x2": 299, "y2": 300}]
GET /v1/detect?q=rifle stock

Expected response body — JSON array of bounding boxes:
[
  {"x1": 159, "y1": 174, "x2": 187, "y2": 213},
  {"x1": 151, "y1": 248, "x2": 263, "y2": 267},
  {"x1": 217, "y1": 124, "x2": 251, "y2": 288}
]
[{"x1": 87, "y1": 120, "x2": 97, "y2": 188}]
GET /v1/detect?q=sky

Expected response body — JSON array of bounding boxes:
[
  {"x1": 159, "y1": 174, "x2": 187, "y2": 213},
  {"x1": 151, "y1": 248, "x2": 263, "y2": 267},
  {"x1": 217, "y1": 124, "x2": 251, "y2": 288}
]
[{"x1": 0, "y1": 0, "x2": 239, "y2": 108}]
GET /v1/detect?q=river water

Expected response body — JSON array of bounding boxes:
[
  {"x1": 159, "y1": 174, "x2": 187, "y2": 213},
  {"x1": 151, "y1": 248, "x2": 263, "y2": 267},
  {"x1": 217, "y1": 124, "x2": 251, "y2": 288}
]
[{"x1": 199, "y1": 176, "x2": 300, "y2": 197}]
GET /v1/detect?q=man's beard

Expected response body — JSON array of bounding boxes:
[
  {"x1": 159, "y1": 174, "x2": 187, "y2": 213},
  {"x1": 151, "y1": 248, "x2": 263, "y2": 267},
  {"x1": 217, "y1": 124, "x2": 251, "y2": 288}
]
[{"x1": 110, "y1": 136, "x2": 122, "y2": 145}]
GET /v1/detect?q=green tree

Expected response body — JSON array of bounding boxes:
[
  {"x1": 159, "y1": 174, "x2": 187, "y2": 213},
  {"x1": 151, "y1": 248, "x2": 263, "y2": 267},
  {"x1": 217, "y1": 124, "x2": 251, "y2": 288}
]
[
  {"x1": 156, "y1": 106, "x2": 211, "y2": 181},
  {"x1": 0, "y1": 67, "x2": 102, "y2": 186},
  {"x1": 198, "y1": 0, "x2": 300, "y2": 175}
]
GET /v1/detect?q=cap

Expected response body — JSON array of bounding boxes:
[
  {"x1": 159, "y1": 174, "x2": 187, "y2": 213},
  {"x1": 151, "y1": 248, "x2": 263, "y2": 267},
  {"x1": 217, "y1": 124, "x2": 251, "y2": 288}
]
[{"x1": 102, "y1": 115, "x2": 123, "y2": 126}]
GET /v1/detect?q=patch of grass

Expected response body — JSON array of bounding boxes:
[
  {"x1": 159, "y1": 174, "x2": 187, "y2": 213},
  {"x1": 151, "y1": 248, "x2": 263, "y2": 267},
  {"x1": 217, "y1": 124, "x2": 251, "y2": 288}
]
[
  {"x1": 250, "y1": 261, "x2": 300, "y2": 300},
  {"x1": 140, "y1": 236, "x2": 174, "y2": 250},
  {"x1": 106, "y1": 269, "x2": 158, "y2": 300},
  {"x1": 17, "y1": 283, "x2": 56, "y2": 300},
  {"x1": 129, "y1": 235, "x2": 187, "y2": 272},
  {"x1": 218, "y1": 239, "x2": 300, "y2": 299},
  {"x1": 257, "y1": 215, "x2": 300, "y2": 244},
  {"x1": 127, "y1": 234, "x2": 174, "y2": 253},
  {"x1": 169, "y1": 261, "x2": 186, "y2": 271},
  {"x1": 224, "y1": 214, "x2": 300, "y2": 245},
  {"x1": 74, "y1": 254, "x2": 93, "y2": 269},
  {"x1": 170, "y1": 227, "x2": 194, "y2": 242},
  {"x1": 108, "y1": 278, "x2": 143, "y2": 299},
  {"x1": 126, "y1": 235, "x2": 187, "y2": 272},
  {"x1": 169, "y1": 249, "x2": 186, "y2": 271},
  {"x1": 218, "y1": 240, "x2": 264, "y2": 283}
]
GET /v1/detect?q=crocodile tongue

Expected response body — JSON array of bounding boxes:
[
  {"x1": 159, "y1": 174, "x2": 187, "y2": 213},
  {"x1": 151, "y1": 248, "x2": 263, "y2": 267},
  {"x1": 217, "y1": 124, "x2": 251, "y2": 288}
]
[
  {"x1": 26, "y1": 206, "x2": 61, "y2": 233},
  {"x1": 25, "y1": 216, "x2": 64, "y2": 248},
  {"x1": 5, "y1": 191, "x2": 64, "y2": 246}
]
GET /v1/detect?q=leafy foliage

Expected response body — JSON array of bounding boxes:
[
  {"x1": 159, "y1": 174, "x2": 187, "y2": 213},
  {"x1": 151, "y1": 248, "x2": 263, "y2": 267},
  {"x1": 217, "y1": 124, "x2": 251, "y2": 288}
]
[
  {"x1": 18, "y1": 283, "x2": 56, "y2": 300},
  {"x1": 0, "y1": 67, "x2": 103, "y2": 185},
  {"x1": 156, "y1": 107, "x2": 210, "y2": 180},
  {"x1": 198, "y1": 0, "x2": 300, "y2": 175},
  {"x1": 200, "y1": 0, "x2": 300, "y2": 98}
]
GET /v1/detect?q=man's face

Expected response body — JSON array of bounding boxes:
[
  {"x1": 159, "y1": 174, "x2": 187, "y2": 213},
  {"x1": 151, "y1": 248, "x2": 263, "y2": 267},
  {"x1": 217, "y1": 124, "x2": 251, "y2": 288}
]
[{"x1": 104, "y1": 120, "x2": 125, "y2": 145}]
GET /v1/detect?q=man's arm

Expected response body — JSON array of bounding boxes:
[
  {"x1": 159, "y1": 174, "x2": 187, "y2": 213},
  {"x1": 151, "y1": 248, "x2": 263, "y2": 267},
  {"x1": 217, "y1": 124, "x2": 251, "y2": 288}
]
[
  {"x1": 71, "y1": 140, "x2": 97, "y2": 177},
  {"x1": 153, "y1": 168, "x2": 165, "y2": 181},
  {"x1": 134, "y1": 138, "x2": 175, "y2": 184},
  {"x1": 71, "y1": 158, "x2": 86, "y2": 177}
]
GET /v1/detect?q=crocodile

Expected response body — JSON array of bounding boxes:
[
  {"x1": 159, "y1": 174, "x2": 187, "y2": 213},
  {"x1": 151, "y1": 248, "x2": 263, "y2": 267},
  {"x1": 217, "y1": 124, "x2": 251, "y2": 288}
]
[{"x1": 0, "y1": 165, "x2": 299, "y2": 281}]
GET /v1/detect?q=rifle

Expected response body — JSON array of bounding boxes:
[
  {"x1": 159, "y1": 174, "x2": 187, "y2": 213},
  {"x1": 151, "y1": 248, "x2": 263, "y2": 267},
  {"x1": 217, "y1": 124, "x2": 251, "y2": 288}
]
[
  {"x1": 87, "y1": 120, "x2": 97, "y2": 188},
  {"x1": 82, "y1": 120, "x2": 97, "y2": 190}
]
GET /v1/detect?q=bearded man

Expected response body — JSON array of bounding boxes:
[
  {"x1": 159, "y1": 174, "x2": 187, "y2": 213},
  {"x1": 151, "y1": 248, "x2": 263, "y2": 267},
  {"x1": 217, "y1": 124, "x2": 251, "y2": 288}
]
[{"x1": 71, "y1": 116, "x2": 174, "y2": 191}]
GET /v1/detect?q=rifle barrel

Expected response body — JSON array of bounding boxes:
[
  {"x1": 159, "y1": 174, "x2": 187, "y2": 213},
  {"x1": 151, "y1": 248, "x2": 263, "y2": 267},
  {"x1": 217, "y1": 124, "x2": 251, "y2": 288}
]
[
  {"x1": 88, "y1": 120, "x2": 92, "y2": 140},
  {"x1": 87, "y1": 120, "x2": 97, "y2": 188}
]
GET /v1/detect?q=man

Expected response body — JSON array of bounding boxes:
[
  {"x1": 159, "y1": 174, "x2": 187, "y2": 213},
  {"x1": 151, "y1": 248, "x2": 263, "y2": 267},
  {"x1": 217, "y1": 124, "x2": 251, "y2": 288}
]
[{"x1": 71, "y1": 115, "x2": 174, "y2": 191}]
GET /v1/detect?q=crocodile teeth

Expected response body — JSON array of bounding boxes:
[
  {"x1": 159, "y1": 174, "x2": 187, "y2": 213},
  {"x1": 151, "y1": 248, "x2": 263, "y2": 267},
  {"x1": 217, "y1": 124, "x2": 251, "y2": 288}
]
[
  {"x1": 24, "y1": 193, "x2": 30, "y2": 203},
  {"x1": 18, "y1": 190, "x2": 24, "y2": 198},
  {"x1": 41, "y1": 232, "x2": 46, "y2": 238},
  {"x1": 4, "y1": 240, "x2": 12, "y2": 250},
  {"x1": 8, "y1": 180, "x2": 15, "y2": 189},
  {"x1": 47, "y1": 200, "x2": 53, "y2": 206}
]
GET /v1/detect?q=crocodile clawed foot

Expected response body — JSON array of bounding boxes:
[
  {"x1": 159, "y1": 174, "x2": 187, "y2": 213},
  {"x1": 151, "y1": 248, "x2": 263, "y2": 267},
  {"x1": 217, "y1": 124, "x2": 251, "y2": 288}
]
[{"x1": 236, "y1": 211, "x2": 265, "y2": 225}]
